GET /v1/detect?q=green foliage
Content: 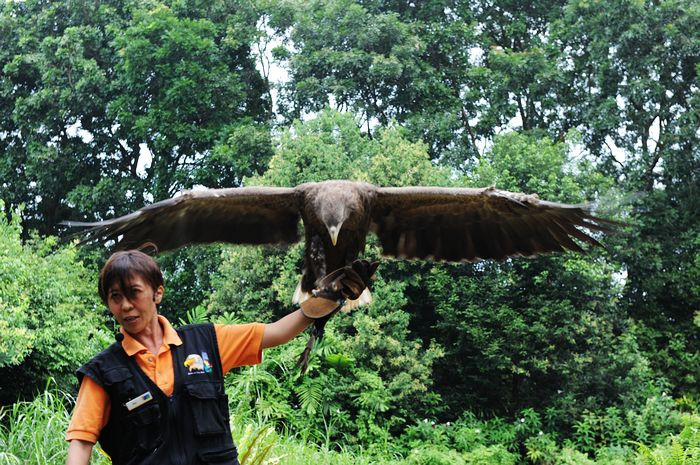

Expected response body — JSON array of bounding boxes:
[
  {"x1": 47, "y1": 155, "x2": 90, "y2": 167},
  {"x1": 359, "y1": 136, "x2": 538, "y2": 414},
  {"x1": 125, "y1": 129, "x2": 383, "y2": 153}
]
[
  {"x1": 197, "y1": 120, "x2": 274, "y2": 189},
  {"x1": 0, "y1": 210, "x2": 34, "y2": 367},
  {"x1": 0, "y1": 0, "x2": 270, "y2": 235},
  {"x1": 553, "y1": 0, "x2": 700, "y2": 397},
  {"x1": 177, "y1": 304, "x2": 210, "y2": 326},
  {"x1": 463, "y1": 445, "x2": 517, "y2": 465},
  {"x1": 269, "y1": 0, "x2": 700, "y2": 407},
  {"x1": 554, "y1": 448, "x2": 597, "y2": 465},
  {"x1": 110, "y1": 1, "x2": 265, "y2": 199},
  {"x1": 0, "y1": 205, "x2": 110, "y2": 404},
  {"x1": 405, "y1": 446, "x2": 467, "y2": 465},
  {"x1": 215, "y1": 107, "x2": 665, "y2": 454},
  {"x1": 236, "y1": 424, "x2": 278, "y2": 465},
  {"x1": 467, "y1": 131, "x2": 613, "y2": 202},
  {"x1": 207, "y1": 111, "x2": 447, "y2": 451},
  {"x1": 213, "y1": 262, "x2": 444, "y2": 450},
  {"x1": 0, "y1": 382, "x2": 696, "y2": 465},
  {"x1": 273, "y1": 0, "x2": 425, "y2": 127},
  {"x1": 219, "y1": 285, "x2": 444, "y2": 450},
  {"x1": 394, "y1": 407, "x2": 696, "y2": 465},
  {"x1": 525, "y1": 431, "x2": 559, "y2": 464},
  {"x1": 633, "y1": 414, "x2": 700, "y2": 465},
  {"x1": 1, "y1": 0, "x2": 698, "y2": 462},
  {"x1": 158, "y1": 244, "x2": 226, "y2": 324},
  {"x1": 252, "y1": 108, "x2": 448, "y2": 187},
  {"x1": 426, "y1": 244, "x2": 629, "y2": 419},
  {"x1": 208, "y1": 245, "x2": 292, "y2": 323}
]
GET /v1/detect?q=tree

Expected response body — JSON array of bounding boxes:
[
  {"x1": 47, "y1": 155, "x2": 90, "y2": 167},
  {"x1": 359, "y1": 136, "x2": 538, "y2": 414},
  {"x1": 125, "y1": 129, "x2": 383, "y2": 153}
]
[
  {"x1": 271, "y1": 0, "x2": 482, "y2": 162},
  {"x1": 553, "y1": 0, "x2": 700, "y2": 395},
  {"x1": 0, "y1": 0, "x2": 272, "y2": 236},
  {"x1": 270, "y1": 0, "x2": 575, "y2": 166},
  {"x1": 0, "y1": 0, "x2": 276, "y2": 323},
  {"x1": 420, "y1": 134, "x2": 641, "y2": 429},
  {"x1": 271, "y1": 0, "x2": 700, "y2": 397},
  {"x1": 0, "y1": 203, "x2": 110, "y2": 404}
]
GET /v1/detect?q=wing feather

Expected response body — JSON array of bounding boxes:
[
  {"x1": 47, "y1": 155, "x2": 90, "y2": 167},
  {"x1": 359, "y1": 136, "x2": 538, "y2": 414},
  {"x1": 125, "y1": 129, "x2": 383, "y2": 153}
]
[
  {"x1": 62, "y1": 187, "x2": 300, "y2": 251},
  {"x1": 372, "y1": 186, "x2": 614, "y2": 261}
]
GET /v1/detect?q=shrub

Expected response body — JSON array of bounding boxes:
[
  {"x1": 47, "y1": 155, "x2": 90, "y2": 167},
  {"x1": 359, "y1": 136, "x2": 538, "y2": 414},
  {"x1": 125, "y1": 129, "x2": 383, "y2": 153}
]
[
  {"x1": 0, "y1": 204, "x2": 110, "y2": 403},
  {"x1": 554, "y1": 448, "x2": 596, "y2": 465},
  {"x1": 463, "y1": 444, "x2": 517, "y2": 465},
  {"x1": 633, "y1": 414, "x2": 700, "y2": 465},
  {"x1": 405, "y1": 446, "x2": 466, "y2": 465}
]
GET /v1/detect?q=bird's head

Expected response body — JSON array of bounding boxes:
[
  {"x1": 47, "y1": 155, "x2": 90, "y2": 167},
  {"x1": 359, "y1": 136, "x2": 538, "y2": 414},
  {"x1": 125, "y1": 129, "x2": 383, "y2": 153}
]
[
  {"x1": 321, "y1": 205, "x2": 347, "y2": 246},
  {"x1": 313, "y1": 181, "x2": 367, "y2": 247},
  {"x1": 316, "y1": 191, "x2": 355, "y2": 246}
]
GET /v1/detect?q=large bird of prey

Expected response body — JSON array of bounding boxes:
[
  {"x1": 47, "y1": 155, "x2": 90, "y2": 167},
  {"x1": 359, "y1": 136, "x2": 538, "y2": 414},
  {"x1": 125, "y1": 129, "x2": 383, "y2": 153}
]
[
  {"x1": 63, "y1": 180, "x2": 615, "y2": 370},
  {"x1": 64, "y1": 180, "x2": 615, "y2": 306}
]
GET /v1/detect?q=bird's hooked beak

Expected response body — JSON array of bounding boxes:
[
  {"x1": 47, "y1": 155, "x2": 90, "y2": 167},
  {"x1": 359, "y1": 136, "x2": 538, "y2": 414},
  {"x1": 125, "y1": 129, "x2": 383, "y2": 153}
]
[{"x1": 328, "y1": 224, "x2": 342, "y2": 246}]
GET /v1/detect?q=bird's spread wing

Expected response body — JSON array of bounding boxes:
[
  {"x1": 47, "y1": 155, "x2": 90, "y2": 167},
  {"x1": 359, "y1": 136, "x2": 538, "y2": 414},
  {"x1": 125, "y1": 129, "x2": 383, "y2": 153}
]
[
  {"x1": 62, "y1": 187, "x2": 300, "y2": 251},
  {"x1": 371, "y1": 186, "x2": 618, "y2": 261}
]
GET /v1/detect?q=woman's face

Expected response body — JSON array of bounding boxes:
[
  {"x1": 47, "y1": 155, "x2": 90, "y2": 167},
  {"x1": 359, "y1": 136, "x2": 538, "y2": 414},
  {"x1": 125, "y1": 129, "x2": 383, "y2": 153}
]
[{"x1": 107, "y1": 274, "x2": 164, "y2": 335}]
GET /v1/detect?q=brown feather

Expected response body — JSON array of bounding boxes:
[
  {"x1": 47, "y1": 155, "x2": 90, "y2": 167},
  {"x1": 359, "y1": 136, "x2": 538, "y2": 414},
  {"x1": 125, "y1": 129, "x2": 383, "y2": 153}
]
[
  {"x1": 372, "y1": 186, "x2": 615, "y2": 261},
  {"x1": 62, "y1": 187, "x2": 300, "y2": 250},
  {"x1": 63, "y1": 181, "x2": 617, "y2": 285}
]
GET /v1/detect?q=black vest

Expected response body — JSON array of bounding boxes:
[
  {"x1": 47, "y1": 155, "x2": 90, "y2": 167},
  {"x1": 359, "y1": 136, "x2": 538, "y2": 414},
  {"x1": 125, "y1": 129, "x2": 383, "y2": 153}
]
[{"x1": 77, "y1": 323, "x2": 238, "y2": 465}]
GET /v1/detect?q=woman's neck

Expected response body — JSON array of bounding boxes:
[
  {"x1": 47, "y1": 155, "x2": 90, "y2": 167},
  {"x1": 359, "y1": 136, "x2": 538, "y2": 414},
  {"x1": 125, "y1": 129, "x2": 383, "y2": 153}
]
[{"x1": 131, "y1": 314, "x2": 164, "y2": 355}]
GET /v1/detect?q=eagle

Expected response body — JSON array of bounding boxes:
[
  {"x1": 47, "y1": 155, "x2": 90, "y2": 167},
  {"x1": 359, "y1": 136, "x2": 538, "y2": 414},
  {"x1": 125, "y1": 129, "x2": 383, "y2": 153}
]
[{"x1": 63, "y1": 180, "x2": 616, "y2": 369}]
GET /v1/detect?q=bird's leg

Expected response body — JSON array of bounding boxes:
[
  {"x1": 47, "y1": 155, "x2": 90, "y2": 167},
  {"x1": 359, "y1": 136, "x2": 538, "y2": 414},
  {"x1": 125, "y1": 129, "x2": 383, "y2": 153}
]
[
  {"x1": 295, "y1": 235, "x2": 326, "y2": 305},
  {"x1": 309, "y1": 235, "x2": 327, "y2": 287},
  {"x1": 344, "y1": 239, "x2": 362, "y2": 266},
  {"x1": 297, "y1": 235, "x2": 334, "y2": 374}
]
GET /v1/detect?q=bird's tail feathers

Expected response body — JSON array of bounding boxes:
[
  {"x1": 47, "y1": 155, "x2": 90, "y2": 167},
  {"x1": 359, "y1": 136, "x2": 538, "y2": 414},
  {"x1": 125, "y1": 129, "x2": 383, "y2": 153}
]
[
  {"x1": 341, "y1": 287, "x2": 372, "y2": 312},
  {"x1": 292, "y1": 279, "x2": 312, "y2": 305}
]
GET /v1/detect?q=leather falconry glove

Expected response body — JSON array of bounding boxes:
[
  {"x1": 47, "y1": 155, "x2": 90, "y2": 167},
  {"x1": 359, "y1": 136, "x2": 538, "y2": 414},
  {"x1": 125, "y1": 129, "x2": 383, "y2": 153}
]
[{"x1": 300, "y1": 260, "x2": 379, "y2": 319}]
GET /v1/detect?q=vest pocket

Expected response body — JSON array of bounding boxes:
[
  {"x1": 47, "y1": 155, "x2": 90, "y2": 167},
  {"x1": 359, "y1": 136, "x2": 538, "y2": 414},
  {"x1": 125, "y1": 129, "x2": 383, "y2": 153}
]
[
  {"x1": 103, "y1": 366, "x2": 132, "y2": 384},
  {"x1": 126, "y1": 403, "x2": 162, "y2": 450},
  {"x1": 102, "y1": 366, "x2": 138, "y2": 403},
  {"x1": 198, "y1": 446, "x2": 238, "y2": 463},
  {"x1": 184, "y1": 381, "x2": 229, "y2": 436}
]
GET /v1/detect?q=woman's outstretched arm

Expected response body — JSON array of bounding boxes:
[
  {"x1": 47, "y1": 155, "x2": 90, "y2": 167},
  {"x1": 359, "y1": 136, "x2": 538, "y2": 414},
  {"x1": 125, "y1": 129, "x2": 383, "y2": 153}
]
[
  {"x1": 66, "y1": 439, "x2": 93, "y2": 465},
  {"x1": 261, "y1": 309, "x2": 313, "y2": 349}
]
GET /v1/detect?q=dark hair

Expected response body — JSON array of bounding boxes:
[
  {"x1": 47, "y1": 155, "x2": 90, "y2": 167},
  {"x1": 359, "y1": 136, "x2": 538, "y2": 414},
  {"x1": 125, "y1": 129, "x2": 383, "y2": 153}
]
[{"x1": 98, "y1": 249, "x2": 163, "y2": 304}]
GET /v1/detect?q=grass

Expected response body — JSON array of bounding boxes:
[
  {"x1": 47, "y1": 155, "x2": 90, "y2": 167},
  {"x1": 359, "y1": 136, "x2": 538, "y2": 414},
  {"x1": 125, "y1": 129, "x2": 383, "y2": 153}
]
[
  {"x1": 0, "y1": 387, "x2": 379, "y2": 465},
  {"x1": 1, "y1": 387, "x2": 698, "y2": 465},
  {"x1": 0, "y1": 387, "x2": 108, "y2": 465},
  {"x1": 231, "y1": 420, "x2": 399, "y2": 465}
]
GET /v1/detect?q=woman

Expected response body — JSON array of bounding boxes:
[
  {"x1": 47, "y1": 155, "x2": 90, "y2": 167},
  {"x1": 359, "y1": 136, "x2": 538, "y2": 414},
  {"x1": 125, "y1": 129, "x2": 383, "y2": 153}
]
[{"x1": 65, "y1": 249, "x2": 373, "y2": 465}]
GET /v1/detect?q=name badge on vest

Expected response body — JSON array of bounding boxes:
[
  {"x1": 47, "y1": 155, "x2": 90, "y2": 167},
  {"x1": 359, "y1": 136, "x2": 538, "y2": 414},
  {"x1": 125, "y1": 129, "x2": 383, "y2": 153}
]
[{"x1": 125, "y1": 391, "x2": 153, "y2": 411}]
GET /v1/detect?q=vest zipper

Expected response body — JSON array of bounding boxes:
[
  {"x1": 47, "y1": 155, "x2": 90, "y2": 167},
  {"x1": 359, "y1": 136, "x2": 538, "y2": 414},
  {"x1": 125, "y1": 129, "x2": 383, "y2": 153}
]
[{"x1": 170, "y1": 395, "x2": 186, "y2": 464}]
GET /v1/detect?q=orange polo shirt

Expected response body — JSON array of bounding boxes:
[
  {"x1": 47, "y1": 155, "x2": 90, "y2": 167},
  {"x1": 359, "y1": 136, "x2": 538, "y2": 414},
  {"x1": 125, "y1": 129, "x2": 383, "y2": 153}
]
[{"x1": 66, "y1": 315, "x2": 264, "y2": 444}]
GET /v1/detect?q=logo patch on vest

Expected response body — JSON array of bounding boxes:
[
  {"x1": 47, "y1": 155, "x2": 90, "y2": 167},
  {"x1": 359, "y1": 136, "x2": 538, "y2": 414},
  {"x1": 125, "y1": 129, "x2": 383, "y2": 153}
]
[{"x1": 184, "y1": 352, "x2": 212, "y2": 375}]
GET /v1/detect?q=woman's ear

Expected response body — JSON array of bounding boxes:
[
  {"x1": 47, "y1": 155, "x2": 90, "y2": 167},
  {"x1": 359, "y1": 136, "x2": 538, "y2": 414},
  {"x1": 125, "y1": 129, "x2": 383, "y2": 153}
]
[{"x1": 154, "y1": 285, "x2": 164, "y2": 304}]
